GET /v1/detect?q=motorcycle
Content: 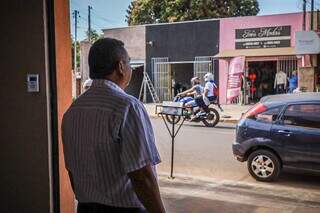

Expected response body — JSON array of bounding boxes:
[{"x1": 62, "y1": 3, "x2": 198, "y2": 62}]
[{"x1": 165, "y1": 95, "x2": 223, "y2": 127}]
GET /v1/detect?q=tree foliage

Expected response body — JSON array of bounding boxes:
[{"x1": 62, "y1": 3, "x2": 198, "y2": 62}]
[
  {"x1": 126, "y1": 0, "x2": 260, "y2": 25},
  {"x1": 86, "y1": 29, "x2": 104, "y2": 43}
]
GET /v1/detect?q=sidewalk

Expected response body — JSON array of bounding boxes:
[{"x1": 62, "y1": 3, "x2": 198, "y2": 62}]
[
  {"x1": 144, "y1": 103, "x2": 251, "y2": 124},
  {"x1": 159, "y1": 174, "x2": 320, "y2": 213}
]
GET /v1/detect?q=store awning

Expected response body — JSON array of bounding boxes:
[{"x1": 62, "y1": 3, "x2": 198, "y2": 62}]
[{"x1": 213, "y1": 47, "x2": 296, "y2": 59}]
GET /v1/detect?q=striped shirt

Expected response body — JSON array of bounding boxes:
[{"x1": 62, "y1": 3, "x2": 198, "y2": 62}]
[{"x1": 62, "y1": 79, "x2": 161, "y2": 208}]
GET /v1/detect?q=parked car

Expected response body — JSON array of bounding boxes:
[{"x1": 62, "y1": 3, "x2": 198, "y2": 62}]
[{"x1": 233, "y1": 93, "x2": 320, "y2": 182}]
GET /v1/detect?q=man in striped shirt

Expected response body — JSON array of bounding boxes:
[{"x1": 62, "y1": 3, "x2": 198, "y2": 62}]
[{"x1": 62, "y1": 38, "x2": 166, "y2": 213}]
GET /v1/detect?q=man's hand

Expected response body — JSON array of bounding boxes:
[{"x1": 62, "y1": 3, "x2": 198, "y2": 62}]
[{"x1": 128, "y1": 164, "x2": 166, "y2": 213}]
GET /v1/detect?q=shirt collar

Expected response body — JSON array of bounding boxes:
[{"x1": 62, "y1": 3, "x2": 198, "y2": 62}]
[{"x1": 91, "y1": 79, "x2": 124, "y2": 93}]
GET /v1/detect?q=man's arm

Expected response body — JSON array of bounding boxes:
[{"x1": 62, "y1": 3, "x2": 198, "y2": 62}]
[
  {"x1": 178, "y1": 86, "x2": 195, "y2": 96},
  {"x1": 128, "y1": 164, "x2": 166, "y2": 213}
]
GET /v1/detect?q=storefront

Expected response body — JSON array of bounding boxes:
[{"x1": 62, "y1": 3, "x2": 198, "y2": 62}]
[{"x1": 215, "y1": 13, "x2": 308, "y2": 104}]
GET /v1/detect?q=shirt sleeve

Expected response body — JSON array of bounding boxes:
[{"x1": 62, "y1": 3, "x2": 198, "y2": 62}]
[{"x1": 119, "y1": 100, "x2": 161, "y2": 174}]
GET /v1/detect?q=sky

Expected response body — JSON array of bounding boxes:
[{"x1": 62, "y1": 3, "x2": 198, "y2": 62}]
[{"x1": 70, "y1": 0, "x2": 317, "y2": 41}]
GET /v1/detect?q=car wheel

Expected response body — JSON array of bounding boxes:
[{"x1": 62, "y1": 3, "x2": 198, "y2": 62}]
[{"x1": 247, "y1": 149, "x2": 281, "y2": 182}]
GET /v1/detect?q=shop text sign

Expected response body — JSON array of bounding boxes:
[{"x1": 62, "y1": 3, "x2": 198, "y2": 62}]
[{"x1": 235, "y1": 26, "x2": 291, "y2": 49}]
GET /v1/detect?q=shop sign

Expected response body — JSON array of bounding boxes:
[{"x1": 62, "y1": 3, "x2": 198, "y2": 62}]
[
  {"x1": 295, "y1": 31, "x2": 320, "y2": 54},
  {"x1": 227, "y1": 56, "x2": 245, "y2": 103},
  {"x1": 235, "y1": 26, "x2": 291, "y2": 49}
]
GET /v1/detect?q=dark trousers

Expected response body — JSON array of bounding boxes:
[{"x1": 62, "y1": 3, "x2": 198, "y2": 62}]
[
  {"x1": 276, "y1": 84, "x2": 285, "y2": 94},
  {"x1": 195, "y1": 96, "x2": 216, "y2": 110},
  {"x1": 77, "y1": 202, "x2": 149, "y2": 213}
]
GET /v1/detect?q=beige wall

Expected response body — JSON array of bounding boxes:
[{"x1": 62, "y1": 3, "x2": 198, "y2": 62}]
[{"x1": 103, "y1": 26, "x2": 146, "y2": 60}]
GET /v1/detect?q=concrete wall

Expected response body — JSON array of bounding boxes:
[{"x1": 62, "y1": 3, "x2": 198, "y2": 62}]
[
  {"x1": 103, "y1": 26, "x2": 146, "y2": 61},
  {"x1": 80, "y1": 41, "x2": 91, "y2": 93},
  {"x1": 0, "y1": 1, "x2": 51, "y2": 212}
]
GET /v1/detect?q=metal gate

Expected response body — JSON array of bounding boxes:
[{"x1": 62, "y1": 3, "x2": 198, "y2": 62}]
[
  {"x1": 277, "y1": 56, "x2": 298, "y2": 78},
  {"x1": 152, "y1": 57, "x2": 170, "y2": 101},
  {"x1": 194, "y1": 56, "x2": 215, "y2": 83}
]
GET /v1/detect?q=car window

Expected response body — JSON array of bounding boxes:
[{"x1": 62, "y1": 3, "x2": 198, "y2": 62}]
[
  {"x1": 282, "y1": 104, "x2": 320, "y2": 129},
  {"x1": 255, "y1": 107, "x2": 282, "y2": 123}
]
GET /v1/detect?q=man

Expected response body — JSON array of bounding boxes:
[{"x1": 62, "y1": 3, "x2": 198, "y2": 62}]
[
  {"x1": 177, "y1": 76, "x2": 203, "y2": 107},
  {"x1": 62, "y1": 38, "x2": 166, "y2": 213},
  {"x1": 193, "y1": 73, "x2": 217, "y2": 118},
  {"x1": 82, "y1": 78, "x2": 92, "y2": 92}
]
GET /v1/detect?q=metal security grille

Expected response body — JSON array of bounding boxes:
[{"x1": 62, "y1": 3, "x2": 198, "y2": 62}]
[
  {"x1": 194, "y1": 56, "x2": 215, "y2": 83},
  {"x1": 277, "y1": 56, "x2": 298, "y2": 78},
  {"x1": 152, "y1": 57, "x2": 169, "y2": 101}
]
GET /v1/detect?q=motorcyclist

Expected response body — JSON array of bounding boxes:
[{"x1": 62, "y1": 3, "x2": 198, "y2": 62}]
[
  {"x1": 192, "y1": 73, "x2": 217, "y2": 119},
  {"x1": 177, "y1": 76, "x2": 203, "y2": 108}
]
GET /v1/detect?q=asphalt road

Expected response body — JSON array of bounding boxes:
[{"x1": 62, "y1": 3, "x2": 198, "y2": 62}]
[{"x1": 151, "y1": 118, "x2": 320, "y2": 192}]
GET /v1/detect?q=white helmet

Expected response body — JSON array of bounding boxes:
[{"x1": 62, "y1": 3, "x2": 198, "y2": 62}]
[
  {"x1": 83, "y1": 78, "x2": 93, "y2": 91},
  {"x1": 204, "y1": 73, "x2": 214, "y2": 82}
]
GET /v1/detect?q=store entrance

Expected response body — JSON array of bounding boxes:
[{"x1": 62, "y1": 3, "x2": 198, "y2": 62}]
[
  {"x1": 247, "y1": 61, "x2": 277, "y2": 103},
  {"x1": 171, "y1": 63, "x2": 194, "y2": 98}
]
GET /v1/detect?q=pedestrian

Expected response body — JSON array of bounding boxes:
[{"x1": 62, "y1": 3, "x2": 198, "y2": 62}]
[
  {"x1": 288, "y1": 70, "x2": 298, "y2": 93},
  {"x1": 82, "y1": 78, "x2": 92, "y2": 92},
  {"x1": 62, "y1": 38, "x2": 166, "y2": 213}
]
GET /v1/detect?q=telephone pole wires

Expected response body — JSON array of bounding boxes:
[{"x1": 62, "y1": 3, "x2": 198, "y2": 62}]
[
  {"x1": 88, "y1": 5, "x2": 93, "y2": 42},
  {"x1": 73, "y1": 10, "x2": 80, "y2": 72}
]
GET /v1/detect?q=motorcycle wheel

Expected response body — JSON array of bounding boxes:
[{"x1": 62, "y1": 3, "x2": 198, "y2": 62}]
[
  {"x1": 165, "y1": 115, "x2": 181, "y2": 124},
  {"x1": 202, "y1": 108, "x2": 220, "y2": 127}
]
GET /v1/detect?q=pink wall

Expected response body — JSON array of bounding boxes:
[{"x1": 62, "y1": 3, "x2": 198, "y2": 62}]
[{"x1": 218, "y1": 13, "x2": 306, "y2": 104}]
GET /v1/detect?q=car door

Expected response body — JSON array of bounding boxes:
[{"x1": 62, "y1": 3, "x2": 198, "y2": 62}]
[{"x1": 271, "y1": 103, "x2": 320, "y2": 171}]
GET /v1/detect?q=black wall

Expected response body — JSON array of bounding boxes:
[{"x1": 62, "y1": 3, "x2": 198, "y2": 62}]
[{"x1": 146, "y1": 20, "x2": 220, "y2": 83}]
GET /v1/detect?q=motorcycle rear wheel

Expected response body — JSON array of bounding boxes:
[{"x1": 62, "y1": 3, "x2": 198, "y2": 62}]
[{"x1": 201, "y1": 108, "x2": 220, "y2": 127}]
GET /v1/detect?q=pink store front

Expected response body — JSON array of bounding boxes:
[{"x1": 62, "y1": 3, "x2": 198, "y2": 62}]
[{"x1": 215, "y1": 12, "x2": 314, "y2": 104}]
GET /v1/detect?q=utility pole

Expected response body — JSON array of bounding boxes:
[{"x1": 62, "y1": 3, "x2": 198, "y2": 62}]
[
  {"x1": 311, "y1": 0, "x2": 314, "y2": 30},
  {"x1": 88, "y1": 5, "x2": 93, "y2": 42},
  {"x1": 73, "y1": 10, "x2": 79, "y2": 73},
  {"x1": 72, "y1": 10, "x2": 80, "y2": 98},
  {"x1": 317, "y1": 9, "x2": 320, "y2": 30},
  {"x1": 303, "y1": 0, "x2": 307, "y2": 30}
]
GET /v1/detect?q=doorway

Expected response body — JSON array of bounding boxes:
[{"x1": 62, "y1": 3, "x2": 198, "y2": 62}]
[
  {"x1": 247, "y1": 61, "x2": 277, "y2": 103},
  {"x1": 171, "y1": 63, "x2": 194, "y2": 97}
]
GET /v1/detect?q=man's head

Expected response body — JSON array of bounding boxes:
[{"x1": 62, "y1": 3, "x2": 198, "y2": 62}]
[
  {"x1": 83, "y1": 78, "x2": 93, "y2": 92},
  {"x1": 204, "y1": 73, "x2": 214, "y2": 82},
  {"x1": 191, "y1": 77, "x2": 200, "y2": 86},
  {"x1": 89, "y1": 38, "x2": 132, "y2": 89}
]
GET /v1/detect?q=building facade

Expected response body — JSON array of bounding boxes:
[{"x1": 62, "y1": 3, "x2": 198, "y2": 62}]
[
  {"x1": 216, "y1": 12, "x2": 315, "y2": 104},
  {"x1": 103, "y1": 12, "x2": 319, "y2": 103}
]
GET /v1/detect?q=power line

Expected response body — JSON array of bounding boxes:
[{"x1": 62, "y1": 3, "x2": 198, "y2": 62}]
[{"x1": 91, "y1": 9, "x2": 117, "y2": 24}]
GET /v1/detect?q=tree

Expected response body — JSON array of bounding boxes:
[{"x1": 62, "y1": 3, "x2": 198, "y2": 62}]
[
  {"x1": 126, "y1": 0, "x2": 260, "y2": 25},
  {"x1": 86, "y1": 29, "x2": 104, "y2": 43}
]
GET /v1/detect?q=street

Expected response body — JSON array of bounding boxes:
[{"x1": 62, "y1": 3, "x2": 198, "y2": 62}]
[{"x1": 151, "y1": 118, "x2": 320, "y2": 212}]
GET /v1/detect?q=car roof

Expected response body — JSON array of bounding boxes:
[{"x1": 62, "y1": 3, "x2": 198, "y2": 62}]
[{"x1": 260, "y1": 92, "x2": 320, "y2": 106}]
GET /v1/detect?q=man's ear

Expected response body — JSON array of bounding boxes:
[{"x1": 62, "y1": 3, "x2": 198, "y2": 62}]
[{"x1": 117, "y1": 61, "x2": 125, "y2": 76}]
